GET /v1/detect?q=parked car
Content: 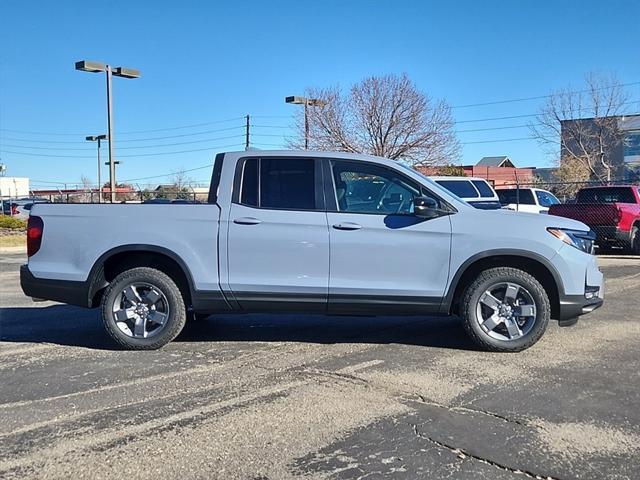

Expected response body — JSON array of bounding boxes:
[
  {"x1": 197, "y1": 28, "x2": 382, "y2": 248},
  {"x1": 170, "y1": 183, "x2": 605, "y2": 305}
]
[
  {"x1": 21, "y1": 151, "x2": 603, "y2": 352},
  {"x1": 496, "y1": 187, "x2": 560, "y2": 214},
  {"x1": 549, "y1": 185, "x2": 640, "y2": 253},
  {"x1": 5, "y1": 198, "x2": 50, "y2": 218},
  {"x1": 430, "y1": 177, "x2": 502, "y2": 210}
]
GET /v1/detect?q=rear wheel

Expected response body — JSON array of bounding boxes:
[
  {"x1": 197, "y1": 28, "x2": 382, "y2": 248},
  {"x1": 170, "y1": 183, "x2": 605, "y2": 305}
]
[
  {"x1": 461, "y1": 267, "x2": 550, "y2": 352},
  {"x1": 101, "y1": 267, "x2": 187, "y2": 350},
  {"x1": 630, "y1": 226, "x2": 640, "y2": 255}
]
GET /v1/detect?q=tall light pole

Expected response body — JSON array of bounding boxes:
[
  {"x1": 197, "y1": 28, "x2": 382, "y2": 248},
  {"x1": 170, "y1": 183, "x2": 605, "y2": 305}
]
[
  {"x1": 285, "y1": 96, "x2": 326, "y2": 149},
  {"x1": 86, "y1": 135, "x2": 107, "y2": 203},
  {"x1": 75, "y1": 61, "x2": 140, "y2": 202}
]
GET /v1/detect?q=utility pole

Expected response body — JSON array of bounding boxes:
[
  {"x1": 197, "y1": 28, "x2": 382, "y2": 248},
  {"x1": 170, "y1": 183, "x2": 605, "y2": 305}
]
[
  {"x1": 245, "y1": 114, "x2": 250, "y2": 150},
  {"x1": 304, "y1": 102, "x2": 309, "y2": 150}
]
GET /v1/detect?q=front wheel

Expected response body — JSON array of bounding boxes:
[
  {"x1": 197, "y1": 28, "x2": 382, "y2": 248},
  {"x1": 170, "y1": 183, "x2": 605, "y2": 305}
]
[
  {"x1": 101, "y1": 267, "x2": 187, "y2": 350},
  {"x1": 460, "y1": 267, "x2": 550, "y2": 352}
]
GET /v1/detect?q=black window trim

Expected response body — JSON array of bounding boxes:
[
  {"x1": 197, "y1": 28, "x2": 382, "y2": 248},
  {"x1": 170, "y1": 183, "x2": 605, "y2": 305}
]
[
  {"x1": 322, "y1": 157, "x2": 456, "y2": 216},
  {"x1": 231, "y1": 155, "x2": 326, "y2": 212}
]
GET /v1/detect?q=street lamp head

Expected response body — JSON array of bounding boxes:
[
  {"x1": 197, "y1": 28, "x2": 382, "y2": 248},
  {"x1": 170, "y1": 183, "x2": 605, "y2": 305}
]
[
  {"x1": 86, "y1": 135, "x2": 108, "y2": 142},
  {"x1": 286, "y1": 96, "x2": 326, "y2": 107},
  {"x1": 285, "y1": 96, "x2": 307, "y2": 105},
  {"x1": 75, "y1": 60, "x2": 107, "y2": 73},
  {"x1": 113, "y1": 67, "x2": 141, "y2": 79}
]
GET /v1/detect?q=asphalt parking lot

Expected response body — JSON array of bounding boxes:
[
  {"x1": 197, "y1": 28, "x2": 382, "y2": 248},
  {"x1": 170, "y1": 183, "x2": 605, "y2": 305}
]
[{"x1": 1, "y1": 250, "x2": 639, "y2": 480}]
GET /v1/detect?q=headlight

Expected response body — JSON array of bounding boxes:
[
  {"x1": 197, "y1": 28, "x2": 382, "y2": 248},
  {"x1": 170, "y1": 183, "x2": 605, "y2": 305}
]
[{"x1": 547, "y1": 228, "x2": 595, "y2": 254}]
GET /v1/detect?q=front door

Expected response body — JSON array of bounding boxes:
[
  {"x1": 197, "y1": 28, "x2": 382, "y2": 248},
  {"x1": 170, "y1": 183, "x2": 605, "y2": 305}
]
[
  {"x1": 325, "y1": 159, "x2": 452, "y2": 314},
  {"x1": 226, "y1": 157, "x2": 329, "y2": 311}
]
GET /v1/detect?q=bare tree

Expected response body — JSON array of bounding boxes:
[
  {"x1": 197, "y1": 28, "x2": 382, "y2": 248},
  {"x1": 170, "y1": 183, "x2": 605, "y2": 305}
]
[
  {"x1": 531, "y1": 73, "x2": 630, "y2": 182},
  {"x1": 75, "y1": 175, "x2": 94, "y2": 203},
  {"x1": 289, "y1": 74, "x2": 459, "y2": 165},
  {"x1": 534, "y1": 156, "x2": 591, "y2": 200},
  {"x1": 157, "y1": 169, "x2": 193, "y2": 199}
]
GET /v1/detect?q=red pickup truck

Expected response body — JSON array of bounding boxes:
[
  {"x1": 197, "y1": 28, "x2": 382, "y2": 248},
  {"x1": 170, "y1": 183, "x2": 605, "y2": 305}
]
[{"x1": 549, "y1": 185, "x2": 640, "y2": 253}]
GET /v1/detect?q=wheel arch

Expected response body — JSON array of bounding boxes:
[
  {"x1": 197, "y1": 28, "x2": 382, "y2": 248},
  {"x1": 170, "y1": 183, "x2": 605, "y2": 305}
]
[
  {"x1": 442, "y1": 250, "x2": 564, "y2": 319},
  {"x1": 87, "y1": 245, "x2": 195, "y2": 308}
]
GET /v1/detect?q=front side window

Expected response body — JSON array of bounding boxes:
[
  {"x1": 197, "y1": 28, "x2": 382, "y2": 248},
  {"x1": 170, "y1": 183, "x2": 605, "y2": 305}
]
[
  {"x1": 535, "y1": 190, "x2": 560, "y2": 207},
  {"x1": 238, "y1": 157, "x2": 317, "y2": 210},
  {"x1": 331, "y1": 161, "x2": 435, "y2": 215}
]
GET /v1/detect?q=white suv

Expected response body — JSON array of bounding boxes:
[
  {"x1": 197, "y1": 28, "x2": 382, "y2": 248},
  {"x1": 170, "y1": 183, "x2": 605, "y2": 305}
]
[
  {"x1": 430, "y1": 177, "x2": 502, "y2": 210},
  {"x1": 496, "y1": 188, "x2": 560, "y2": 214}
]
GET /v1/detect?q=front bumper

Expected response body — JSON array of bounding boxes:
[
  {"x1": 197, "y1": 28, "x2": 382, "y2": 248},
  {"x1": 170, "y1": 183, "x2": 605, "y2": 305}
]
[
  {"x1": 20, "y1": 264, "x2": 90, "y2": 307},
  {"x1": 557, "y1": 294, "x2": 603, "y2": 323}
]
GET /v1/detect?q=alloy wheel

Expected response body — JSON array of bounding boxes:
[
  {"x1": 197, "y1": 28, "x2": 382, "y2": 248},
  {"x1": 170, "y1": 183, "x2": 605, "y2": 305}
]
[{"x1": 475, "y1": 282, "x2": 537, "y2": 341}]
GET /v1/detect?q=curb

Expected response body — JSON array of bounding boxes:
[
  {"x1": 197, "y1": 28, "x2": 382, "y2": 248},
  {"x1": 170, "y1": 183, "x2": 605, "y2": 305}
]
[{"x1": 0, "y1": 246, "x2": 27, "y2": 254}]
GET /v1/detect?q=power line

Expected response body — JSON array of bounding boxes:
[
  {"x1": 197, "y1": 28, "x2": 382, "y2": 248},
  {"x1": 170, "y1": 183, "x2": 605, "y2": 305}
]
[
  {"x1": 119, "y1": 164, "x2": 216, "y2": 183},
  {"x1": 451, "y1": 81, "x2": 640, "y2": 108},
  {"x1": 0, "y1": 141, "x2": 246, "y2": 159},
  {"x1": 0, "y1": 125, "x2": 245, "y2": 144},
  {"x1": 2, "y1": 134, "x2": 246, "y2": 152},
  {"x1": 0, "y1": 116, "x2": 245, "y2": 137}
]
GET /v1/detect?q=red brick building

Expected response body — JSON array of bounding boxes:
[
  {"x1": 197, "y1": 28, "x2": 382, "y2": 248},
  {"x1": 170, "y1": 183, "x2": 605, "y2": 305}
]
[{"x1": 418, "y1": 156, "x2": 535, "y2": 187}]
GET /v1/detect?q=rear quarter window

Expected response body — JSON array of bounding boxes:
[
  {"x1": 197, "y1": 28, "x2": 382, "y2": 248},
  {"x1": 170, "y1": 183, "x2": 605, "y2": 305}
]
[
  {"x1": 435, "y1": 180, "x2": 479, "y2": 198},
  {"x1": 471, "y1": 180, "x2": 495, "y2": 198},
  {"x1": 497, "y1": 189, "x2": 535, "y2": 205}
]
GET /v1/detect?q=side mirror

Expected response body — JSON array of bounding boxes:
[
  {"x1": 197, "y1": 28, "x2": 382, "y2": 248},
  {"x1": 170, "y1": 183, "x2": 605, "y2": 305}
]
[{"x1": 413, "y1": 196, "x2": 440, "y2": 219}]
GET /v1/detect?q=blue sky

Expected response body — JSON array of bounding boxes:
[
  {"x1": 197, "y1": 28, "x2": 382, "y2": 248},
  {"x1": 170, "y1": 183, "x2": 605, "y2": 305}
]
[{"x1": 1, "y1": 0, "x2": 639, "y2": 189}]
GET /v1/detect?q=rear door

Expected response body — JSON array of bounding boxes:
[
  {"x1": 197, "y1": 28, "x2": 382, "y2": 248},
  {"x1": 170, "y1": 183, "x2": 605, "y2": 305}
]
[
  {"x1": 226, "y1": 156, "x2": 329, "y2": 311},
  {"x1": 324, "y1": 159, "x2": 452, "y2": 314}
]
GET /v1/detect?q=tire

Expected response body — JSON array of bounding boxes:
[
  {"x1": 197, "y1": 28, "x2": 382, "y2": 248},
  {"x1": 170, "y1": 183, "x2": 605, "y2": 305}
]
[
  {"x1": 460, "y1": 267, "x2": 550, "y2": 352},
  {"x1": 630, "y1": 226, "x2": 640, "y2": 255},
  {"x1": 101, "y1": 267, "x2": 187, "y2": 350}
]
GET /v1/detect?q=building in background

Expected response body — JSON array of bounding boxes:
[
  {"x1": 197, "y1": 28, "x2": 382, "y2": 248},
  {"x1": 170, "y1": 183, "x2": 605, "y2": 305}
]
[
  {"x1": 417, "y1": 156, "x2": 535, "y2": 186},
  {"x1": 560, "y1": 113, "x2": 640, "y2": 181},
  {"x1": 0, "y1": 177, "x2": 30, "y2": 200}
]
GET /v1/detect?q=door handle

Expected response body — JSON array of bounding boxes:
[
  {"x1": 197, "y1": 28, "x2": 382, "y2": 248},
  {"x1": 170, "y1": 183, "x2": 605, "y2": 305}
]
[
  {"x1": 234, "y1": 217, "x2": 262, "y2": 225},
  {"x1": 332, "y1": 222, "x2": 362, "y2": 231}
]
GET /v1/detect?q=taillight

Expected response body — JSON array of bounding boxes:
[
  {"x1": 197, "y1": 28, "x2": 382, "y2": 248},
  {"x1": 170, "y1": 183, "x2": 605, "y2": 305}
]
[
  {"x1": 11, "y1": 204, "x2": 18, "y2": 216},
  {"x1": 27, "y1": 216, "x2": 44, "y2": 257}
]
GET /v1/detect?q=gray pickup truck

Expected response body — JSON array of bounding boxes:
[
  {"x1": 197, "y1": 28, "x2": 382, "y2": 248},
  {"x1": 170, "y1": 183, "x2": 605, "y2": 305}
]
[{"x1": 21, "y1": 150, "x2": 604, "y2": 352}]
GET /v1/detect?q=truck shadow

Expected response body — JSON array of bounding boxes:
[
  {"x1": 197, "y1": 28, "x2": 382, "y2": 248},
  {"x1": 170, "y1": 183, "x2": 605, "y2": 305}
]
[{"x1": 0, "y1": 305, "x2": 478, "y2": 351}]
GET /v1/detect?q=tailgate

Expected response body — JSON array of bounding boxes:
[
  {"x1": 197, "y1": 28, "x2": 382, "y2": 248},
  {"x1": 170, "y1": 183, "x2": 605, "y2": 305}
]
[{"x1": 548, "y1": 203, "x2": 620, "y2": 226}]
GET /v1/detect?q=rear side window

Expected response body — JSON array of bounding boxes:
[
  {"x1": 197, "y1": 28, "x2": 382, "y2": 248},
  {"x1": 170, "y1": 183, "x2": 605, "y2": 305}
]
[
  {"x1": 471, "y1": 180, "x2": 495, "y2": 198},
  {"x1": 238, "y1": 158, "x2": 317, "y2": 210},
  {"x1": 436, "y1": 180, "x2": 479, "y2": 198},
  {"x1": 497, "y1": 189, "x2": 535, "y2": 205},
  {"x1": 576, "y1": 187, "x2": 635, "y2": 203}
]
